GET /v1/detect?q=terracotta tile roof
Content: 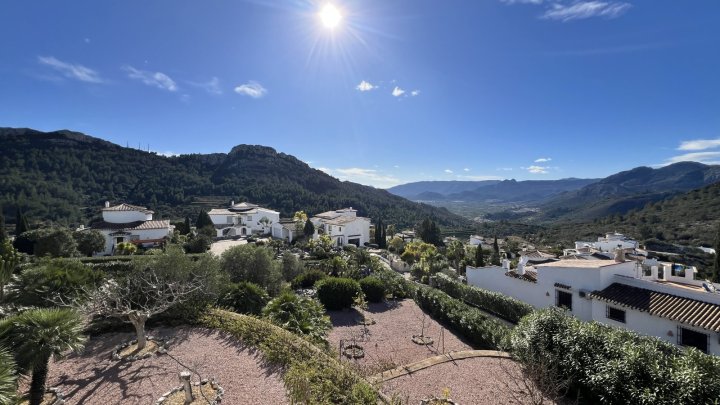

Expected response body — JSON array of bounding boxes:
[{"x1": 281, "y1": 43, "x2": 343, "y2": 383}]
[
  {"x1": 102, "y1": 203, "x2": 154, "y2": 214},
  {"x1": 505, "y1": 269, "x2": 537, "y2": 283},
  {"x1": 590, "y1": 283, "x2": 720, "y2": 332},
  {"x1": 91, "y1": 220, "x2": 171, "y2": 231}
]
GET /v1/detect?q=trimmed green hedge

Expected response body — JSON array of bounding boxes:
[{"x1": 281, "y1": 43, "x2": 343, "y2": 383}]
[
  {"x1": 432, "y1": 273, "x2": 533, "y2": 323},
  {"x1": 201, "y1": 309, "x2": 376, "y2": 404},
  {"x1": 291, "y1": 269, "x2": 327, "y2": 289},
  {"x1": 359, "y1": 276, "x2": 385, "y2": 303},
  {"x1": 414, "y1": 286, "x2": 510, "y2": 349},
  {"x1": 511, "y1": 308, "x2": 720, "y2": 404},
  {"x1": 315, "y1": 277, "x2": 362, "y2": 310}
]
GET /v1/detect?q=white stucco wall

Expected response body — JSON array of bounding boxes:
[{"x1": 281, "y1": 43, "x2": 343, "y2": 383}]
[
  {"x1": 98, "y1": 227, "x2": 172, "y2": 255},
  {"x1": 102, "y1": 210, "x2": 152, "y2": 223}
]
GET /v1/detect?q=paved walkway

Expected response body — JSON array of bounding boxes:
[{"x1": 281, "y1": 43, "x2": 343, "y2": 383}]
[{"x1": 369, "y1": 349, "x2": 512, "y2": 384}]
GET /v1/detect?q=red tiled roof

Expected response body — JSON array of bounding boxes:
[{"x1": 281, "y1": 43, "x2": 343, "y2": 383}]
[
  {"x1": 506, "y1": 269, "x2": 537, "y2": 283},
  {"x1": 102, "y1": 203, "x2": 154, "y2": 214},
  {"x1": 590, "y1": 283, "x2": 720, "y2": 332}
]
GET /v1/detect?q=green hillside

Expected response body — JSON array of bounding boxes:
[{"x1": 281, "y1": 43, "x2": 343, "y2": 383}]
[{"x1": 0, "y1": 128, "x2": 469, "y2": 229}]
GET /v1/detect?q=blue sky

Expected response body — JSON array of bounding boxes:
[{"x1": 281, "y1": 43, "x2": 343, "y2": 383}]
[{"x1": 1, "y1": 0, "x2": 719, "y2": 188}]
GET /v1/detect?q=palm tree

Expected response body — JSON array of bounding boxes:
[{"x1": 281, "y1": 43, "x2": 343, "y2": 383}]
[
  {"x1": 0, "y1": 347, "x2": 18, "y2": 404},
  {"x1": 0, "y1": 308, "x2": 85, "y2": 405}
]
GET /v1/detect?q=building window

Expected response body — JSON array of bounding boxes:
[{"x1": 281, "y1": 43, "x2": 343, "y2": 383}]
[
  {"x1": 555, "y1": 290, "x2": 572, "y2": 311},
  {"x1": 339, "y1": 227, "x2": 342, "y2": 232},
  {"x1": 606, "y1": 306, "x2": 626, "y2": 323},
  {"x1": 678, "y1": 326, "x2": 708, "y2": 353}
]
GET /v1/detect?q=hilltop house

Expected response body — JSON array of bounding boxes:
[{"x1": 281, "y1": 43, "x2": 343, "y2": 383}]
[
  {"x1": 467, "y1": 247, "x2": 720, "y2": 355},
  {"x1": 207, "y1": 201, "x2": 279, "y2": 238},
  {"x1": 89, "y1": 202, "x2": 173, "y2": 255},
  {"x1": 565, "y1": 232, "x2": 639, "y2": 255},
  {"x1": 310, "y1": 208, "x2": 370, "y2": 247}
]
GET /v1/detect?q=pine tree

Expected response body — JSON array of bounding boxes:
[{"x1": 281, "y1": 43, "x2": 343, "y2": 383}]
[
  {"x1": 195, "y1": 210, "x2": 213, "y2": 230},
  {"x1": 303, "y1": 219, "x2": 315, "y2": 237},
  {"x1": 475, "y1": 245, "x2": 485, "y2": 267}
]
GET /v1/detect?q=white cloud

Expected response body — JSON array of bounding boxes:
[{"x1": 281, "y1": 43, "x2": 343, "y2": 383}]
[
  {"x1": 463, "y1": 168, "x2": 470, "y2": 172},
  {"x1": 664, "y1": 151, "x2": 720, "y2": 166},
  {"x1": 534, "y1": 157, "x2": 552, "y2": 163},
  {"x1": 527, "y1": 165, "x2": 549, "y2": 174},
  {"x1": 123, "y1": 65, "x2": 177, "y2": 91},
  {"x1": 411, "y1": 90, "x2": 421, "y2": 96},
  {"x1": 444, "y1": 169, "x2": 454, "y2": 174},
  {"x1": 542, "y1": 1, "x2": 631, "y2": 22},
  {"x1": 677, "y1": 138, "x2": 720, "y2": 151},
  {"x1": 234, "y1": 81, "x2": 267, "y2": 98},
  {"x1": 497, "y1": 167, "x2": 514, "y2": 171},
  {"x1": 393, "y1": 165, "x2": 400, "y2": 168},
  {"x1": 356, "y1": 80, "x2": 376, "y2": 92},
  {"x1": 189, "y1": 77, "x2": 222, "y2": 95},
  {"x1": 322, "y1": 167, "x2": 401, "y2": 188},
  {"x1": 37, "y1": 56, "x2": 103, "y2": 83},
  {"x1": 392, "y1": 86, "x2": 405, "y2": 97},
  {"x1": 501, "y1": 0, "x2": 543, "y2": 4}
]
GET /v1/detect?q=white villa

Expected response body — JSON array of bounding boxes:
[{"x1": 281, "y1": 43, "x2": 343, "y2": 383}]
[
  {"x1": 311, "y1": 208, "x2": 370, "y2": 247},
  {"x1": 271, "y1": 218, "x2": 298, "y2": 243},
  {"x1": 89, "y1": 202, "x2": 173, "y2": 255},
  {"x1": 467, "y1": 248, "x2": 720, "y2": 355},
  {"x1": 208, "y1": 201, "x2": 279, "y2": 238},
  {"x1": 565, "y1": 232, "x2": 639, "y2": 255}
]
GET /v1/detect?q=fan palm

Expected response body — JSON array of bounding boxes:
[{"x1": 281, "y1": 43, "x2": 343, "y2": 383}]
[
  {"x1": 0, "y1": 308, "x2": 86, "y2": 405},
  {"x1": 0, "y1": 346, "x2": 18, "y2": 404}
]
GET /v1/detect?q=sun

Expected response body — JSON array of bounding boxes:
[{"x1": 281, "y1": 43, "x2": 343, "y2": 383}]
[{"x1": 319, "y1": 4, "x2": 342, "y2": 29}]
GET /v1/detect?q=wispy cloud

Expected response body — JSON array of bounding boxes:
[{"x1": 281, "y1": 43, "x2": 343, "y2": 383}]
[
  {"x1": 234, "y1": 81, "x2": 267, "y2": 98},
  {"x1": 37, "y1": 56, "x2": 103, "y2": 83},
  {"x1": 411, "y1": 90, "x2": 421, "y2": 96},
  {"x1": 534, "y1": 157, "x2": 552, "y2": 163},
  {"x1": 356, "y1": 80, "x2": 376, "y2": 92},
  {"x1": 542, "y1": 1, "x2": 631, "y2": 22},
  {"x1": 502, "y1": 0, "x2": 631, "y2": 22},
  {"x1": 444, "y1": 169, "x2": 454, "y2": 174},
  {"x1": 188, "y1": 77, "x2": 222, "y2": 95},
  {"x1": 497, "y1": 167, "x2": 514, "y2": 171},
  {"x1": 123, "y1": 65, "x2": 177, "y2": 91},
  {"x1": 678, "y1": 138, "x2": 720, "y2": 151},
  {"x1": 392, "y1": 86, "x2": 405, "y2": 97},
  {"x1": 463, "y1": 168, "x2": 470, "y2": 172},
  {"x1": 527, "y1": 165, "x2": 549, "y2": 174},
  {"x1": 664, "y1": 152, "x2": 720, "y2": 165},
  {"x1": 321, "y1": 167, "x2": 401, "y2": 188}
]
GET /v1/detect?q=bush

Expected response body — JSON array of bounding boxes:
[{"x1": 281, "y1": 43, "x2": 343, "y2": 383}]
[
  {"x1": 220, "y1": 244, "x2": 282, "y2": 295},
  {"x1": 414, "y1": 286, "x2": 509, "y2": 349},
  {"x1": 281, "y1": 253, "x2": 304, "y2": 281},
  {"x1": 371, "y1": 267, "x2": 415, "y2": 299},
  {"x1": 315, "y1": 277, "x2": 362, "y2": 310},
  {"x1": 200, "y1": 309, "x2": 376, "y2": 404},
  {"x1": 11, "y1": 259, "x2": 103, "y2": 307},
  {"x1": 359, "y1": 276, "x2": 385, "y2": 303},
  {"x1": 291, "y1": 269, "x2": 327, "y2": 289},
  {"x1": 183, "y1": 234, "x2": 211, "y2": 254},
  {"x1": 217, "y1": 282, "x2": 270, "y2": 315},
  {"x1": 511, "y1": 307, "x2": 720, "y2": 404},
  {"x1": 262, "y1": 291, "x2": 332, "y2": 344},
  {"x1": 432, "y1": 273, "x2": 533, "y2": 323}
]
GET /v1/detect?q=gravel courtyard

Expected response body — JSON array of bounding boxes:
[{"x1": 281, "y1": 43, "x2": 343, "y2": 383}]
[{"x1": 38, "y1": 327, "x2": 289, "y2": 404}]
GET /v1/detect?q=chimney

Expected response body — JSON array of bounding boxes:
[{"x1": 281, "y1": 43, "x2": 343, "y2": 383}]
[
  {"x1": 104, "y1": 201, "x2": 110, "y2": 208},
  {"x1": 231, "y1": 200, "x2": 235, "y2": 206},
  {"x1": 516, "y1": 262, "x2": 526, "y2": 275},
  {"x1": 502, "y1": 259, "x2": 510, "y2": 271},
  {"x1": 614, "y1": 248, "x2": 625, "y2": 262}
]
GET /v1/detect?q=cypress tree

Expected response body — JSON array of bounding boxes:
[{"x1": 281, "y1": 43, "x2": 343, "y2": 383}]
[
  {"x1": 714, "y1": 223, "x2": 720, "y2": 283},
  {"x1": 0, "y1": 206, "x2": 6, "y2": 243},
  {"x1": 184, "y1": 215, "x2": 192, "y2": 235},
  {"x1": 195, "y1": 210, "x2": 213, "y2": 229},
  {"x1": 475, "y1": 245, "x2": 485, "y2": 267},
  {"x1": 303, "y1": 219, "x2": 315, "y2": 237},
  {"x1": 15, "y1": 208, "x2": 29, "y2": 236}
]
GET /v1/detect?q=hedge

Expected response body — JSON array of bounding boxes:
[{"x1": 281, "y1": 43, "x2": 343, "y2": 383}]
[
  {"x1": 414, "y1": 286, "x2": 510, "y2": 349},
  {"x1": 316, "y1": 277, "x2": 362, "y2": 310},
  {"x1": 200, "y1": 309, "x2": 376, "y2": 404},
  {"x1": 511, "y1": 308, "x2": 720, "y2": 404},
  {"x1": 359, "y1": 276, "x2": 385, "y2": 303},
  {"x1": 291, "y1": 269, "x2": 327, "y2": 289},
  {"x1": 432, "y1": 273, "x2": 533, "y2": 323}
]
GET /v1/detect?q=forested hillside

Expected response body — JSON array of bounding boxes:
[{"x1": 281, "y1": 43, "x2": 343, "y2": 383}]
[{"x1": 0, "y1": 128, "x2": 468, "y2": 229}]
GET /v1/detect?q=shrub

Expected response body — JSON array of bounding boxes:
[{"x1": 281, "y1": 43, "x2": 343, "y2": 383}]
[
  {"x1": 281, "y1": 253, "x2": 304, "y2": 282},
  {"x1": 371, "y1": 266, "x2": 415, "y2": 299},
  {"x1": 315, "y1": 277, "x2": 362, "y2": 310},
  {"x1": 115, "y1": 242, "x2": 137, "y2": 255},
  {"x1": 200, "y1": 309, "x2": 376, "y2": 404},
  {"x1": 220, "y1": 244, "x2": 282, "y2": 295},
  {"x1": 511, "y1": 307, "x2": 720, "y2": 404},
  {"x1": 262, "y1": 291, "x2": 332, "y2": 344},
  {"x1": 291, "y1": 269, "x2": 327, "y2": 289},
  {"x1": 414, "y1": 286, "x2": 509, "y2": 349},
  {"x1": 12, "y1": 259, "x2": 103, "y2": 307},
  {"x1": 218, "y1": 282, "x2": 270, "y2": 315},
  {"x1": 432, "y1": 273, "x2": 533, "y2": 323},
  {"x1": 359, "y1": 276, "x2": 385, "y2": 303}
]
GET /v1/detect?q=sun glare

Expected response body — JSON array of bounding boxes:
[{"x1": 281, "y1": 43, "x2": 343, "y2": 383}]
[{"x1": 320, "y1": 4, "x2": 342, "y2": 29}]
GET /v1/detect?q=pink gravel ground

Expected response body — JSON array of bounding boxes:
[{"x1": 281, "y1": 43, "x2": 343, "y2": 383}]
[
  {"x1": 327, "y1": 299, "x2": 473, "y2": 371},
  {"x1": 35, "y1": 327, "x2": 289, "y2": 405},
  {"x1": 382, "y1": 357, "x2": 546, "y2": 404}
]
